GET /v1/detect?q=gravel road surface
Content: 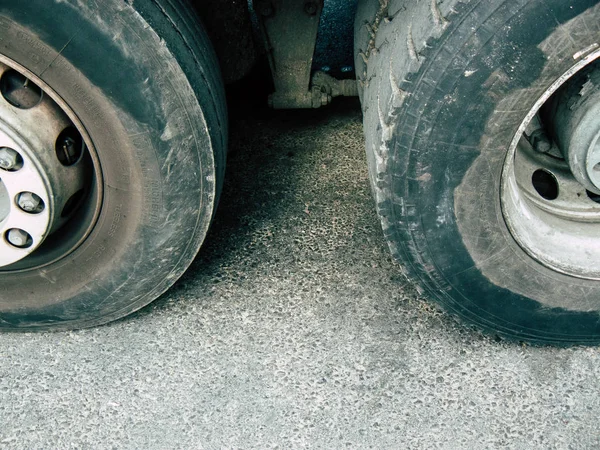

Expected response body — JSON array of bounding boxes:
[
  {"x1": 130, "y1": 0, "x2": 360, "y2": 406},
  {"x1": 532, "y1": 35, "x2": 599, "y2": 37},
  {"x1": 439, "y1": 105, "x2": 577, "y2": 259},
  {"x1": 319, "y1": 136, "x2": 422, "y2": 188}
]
[{"x1": 1, "y1": 99, "x2": 600, "y2": 449}]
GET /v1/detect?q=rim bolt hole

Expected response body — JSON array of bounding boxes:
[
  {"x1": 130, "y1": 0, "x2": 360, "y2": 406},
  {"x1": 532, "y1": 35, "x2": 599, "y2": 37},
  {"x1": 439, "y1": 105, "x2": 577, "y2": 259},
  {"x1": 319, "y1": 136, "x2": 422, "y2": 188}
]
[
  {"x1": 6, "y1": 228, "x2": 33, "y2": 248},
  {"x1": 586, "y1": 190, "x2": 600, "y2": 204},
  {"x1": 532, "y1": 169, "x2": 559, "y2": 200},
  {"x1": 0, "y1": 69, "x2": 43, "y2": 109},
  {"x1": 17, "y1": 192, "x2": 44, "y2": 214},
  {"x1": 593, "y1": 162, "x2": 600, "y2": 172},
  {"x1": 55, "y1": 127, "x2": 84, "y2": 166},
  {"x1": 0, "y1": 147, "x2": 23, "y2": 171}
]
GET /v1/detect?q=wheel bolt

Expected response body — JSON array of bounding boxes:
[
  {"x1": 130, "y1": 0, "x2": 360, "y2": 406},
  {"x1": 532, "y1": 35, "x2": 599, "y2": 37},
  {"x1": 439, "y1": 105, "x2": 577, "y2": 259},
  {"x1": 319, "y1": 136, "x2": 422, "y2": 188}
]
[
  {"x1": 17, "y1": 192, "x2": 43, "y2": 213},
  {"x1": 529, "y1": 129, "x2": 552, "y2": 154},
  {"x1": 6, "y1": 228, "x2": 32, "y2": 248},
  {"x1": 0, "y1": 147, "x2": 21, "y2": 171},
  {"x1": 55, "y1": 127, "x2": 83, "y2": 166}
]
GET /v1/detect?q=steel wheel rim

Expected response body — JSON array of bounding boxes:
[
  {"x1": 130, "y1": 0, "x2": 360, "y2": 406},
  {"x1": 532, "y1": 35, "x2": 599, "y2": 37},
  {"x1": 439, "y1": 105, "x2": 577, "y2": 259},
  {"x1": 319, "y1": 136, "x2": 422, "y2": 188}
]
[
  {"x1": 501, "y1": 48, "x2": 600, "y2": 280},
  {"x1": 0, "y1": 53, "x2": 103, "y2": 272}
]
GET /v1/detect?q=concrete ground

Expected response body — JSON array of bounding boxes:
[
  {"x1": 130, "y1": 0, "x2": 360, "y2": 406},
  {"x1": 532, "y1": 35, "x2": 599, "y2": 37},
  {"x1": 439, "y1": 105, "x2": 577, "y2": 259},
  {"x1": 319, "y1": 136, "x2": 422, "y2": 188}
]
[{"x1": 2, "y1": 99, "x2": 600, "y2": 449}]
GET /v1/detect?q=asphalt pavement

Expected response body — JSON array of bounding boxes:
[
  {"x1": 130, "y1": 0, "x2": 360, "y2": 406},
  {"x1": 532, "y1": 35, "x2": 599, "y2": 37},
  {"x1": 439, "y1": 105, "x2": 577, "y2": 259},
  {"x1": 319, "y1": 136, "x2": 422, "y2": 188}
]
[{"x1": 2, "y1": 99, "x2": 600, "y2": 449}]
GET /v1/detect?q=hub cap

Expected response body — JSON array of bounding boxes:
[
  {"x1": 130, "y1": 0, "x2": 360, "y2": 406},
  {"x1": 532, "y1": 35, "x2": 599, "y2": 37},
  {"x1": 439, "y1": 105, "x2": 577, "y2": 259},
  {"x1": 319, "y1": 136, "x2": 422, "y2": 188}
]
[{"x1": 0, "y1": 62, "x2": 89, "y2": 267}]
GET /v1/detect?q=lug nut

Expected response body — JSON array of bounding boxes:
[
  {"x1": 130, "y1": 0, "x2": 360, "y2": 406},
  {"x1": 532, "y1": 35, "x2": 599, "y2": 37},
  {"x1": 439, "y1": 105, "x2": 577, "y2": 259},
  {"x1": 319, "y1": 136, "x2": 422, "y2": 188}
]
[
  {"x1": 6, "y1": 228, "x2": 32, "y2": 248},
  {"x1": 0, "y1": 147, "x2": 21, "y2": 171},
  {"x1": 17, "y1": 192, "x2": 43, "y2": 213},
  {"x1": 529, "y1": 129, "x2": 552, "y2": 154}
]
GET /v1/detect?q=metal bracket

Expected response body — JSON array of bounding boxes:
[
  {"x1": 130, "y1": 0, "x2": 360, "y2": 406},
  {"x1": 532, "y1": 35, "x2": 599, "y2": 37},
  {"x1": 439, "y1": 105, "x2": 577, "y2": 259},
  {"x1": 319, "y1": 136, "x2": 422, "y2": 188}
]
[
  {"x1": 254, "y1": 0, "x2": 326, "y2": 109},
  {"x1": 311, "y1": 71, "x2": 358, "y2": 100}
]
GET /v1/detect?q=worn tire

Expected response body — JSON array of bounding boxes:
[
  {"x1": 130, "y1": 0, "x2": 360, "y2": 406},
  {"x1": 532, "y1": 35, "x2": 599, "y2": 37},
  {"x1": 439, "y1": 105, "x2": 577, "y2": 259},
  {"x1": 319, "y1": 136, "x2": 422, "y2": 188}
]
[
  {"x1": 355, "y1": 0, "x2": 600, "y2": 345},
  {"x1": 0, "y1": 0, "x2": 226, "y2": 330}
]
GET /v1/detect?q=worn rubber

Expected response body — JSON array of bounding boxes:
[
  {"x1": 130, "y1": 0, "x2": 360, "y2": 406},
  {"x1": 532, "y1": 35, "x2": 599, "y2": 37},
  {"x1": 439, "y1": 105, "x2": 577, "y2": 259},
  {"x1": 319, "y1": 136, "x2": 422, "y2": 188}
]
[
  {"x1": 0, "y1": 0, "x2": 227, "y2": 330},
  {"x1": 355, "y1": 0, "x2": 600, "y2": 345}
]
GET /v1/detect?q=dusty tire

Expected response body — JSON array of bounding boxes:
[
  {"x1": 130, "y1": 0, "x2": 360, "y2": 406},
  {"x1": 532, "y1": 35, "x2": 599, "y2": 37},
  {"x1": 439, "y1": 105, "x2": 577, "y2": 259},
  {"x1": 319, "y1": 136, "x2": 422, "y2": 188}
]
[
  {"x1": 355, "y1": 0, "x2": 600, "y2": 344},
  {"x1": 0, "y1": 0, "x2": 226, "y2": 330}
]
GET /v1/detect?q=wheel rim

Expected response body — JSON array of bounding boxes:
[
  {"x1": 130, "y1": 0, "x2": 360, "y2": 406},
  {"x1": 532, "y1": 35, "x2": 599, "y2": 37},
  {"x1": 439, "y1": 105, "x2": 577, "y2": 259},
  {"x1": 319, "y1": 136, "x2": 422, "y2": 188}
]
[
  {"x1": 502, "y1": 48, "x2": 600, "y2": 280},
  {"x1": 0, "y1": 56, "x2": 102, "y2": 271}
]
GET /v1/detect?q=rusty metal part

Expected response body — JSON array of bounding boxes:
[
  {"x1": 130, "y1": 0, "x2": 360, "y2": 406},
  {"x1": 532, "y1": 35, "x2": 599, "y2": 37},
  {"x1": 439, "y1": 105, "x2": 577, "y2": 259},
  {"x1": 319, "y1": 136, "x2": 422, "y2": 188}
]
[
  {"x1": 265, "y1": 70, "x2": 359, "y2": 109},
  {"x1": 254, "y1": 0, "x2": 326, "y2": 109},
  {"x1": 311, "y1": 71, "x2": 359, "y2": 99}
]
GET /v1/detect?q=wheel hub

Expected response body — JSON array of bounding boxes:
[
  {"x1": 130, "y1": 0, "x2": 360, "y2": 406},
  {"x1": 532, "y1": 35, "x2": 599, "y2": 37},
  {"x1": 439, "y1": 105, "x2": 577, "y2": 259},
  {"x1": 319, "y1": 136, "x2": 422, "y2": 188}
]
[
  {"x1": 0, "y1": 63, "x2": 89, "y2": 268},
  {"x1": 544, "y1": 65, "x2": 600, "y2": 194},
  {"x1": 502, "y1": 52, "x2": 600, "y2": 280}
]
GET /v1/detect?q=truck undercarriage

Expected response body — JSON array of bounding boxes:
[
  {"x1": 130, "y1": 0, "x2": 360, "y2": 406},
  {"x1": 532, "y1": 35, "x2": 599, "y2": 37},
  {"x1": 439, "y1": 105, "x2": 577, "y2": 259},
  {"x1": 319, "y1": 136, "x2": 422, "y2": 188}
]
[{"x1": 1, "y1": 0, "x2": 600, "y2": 345}]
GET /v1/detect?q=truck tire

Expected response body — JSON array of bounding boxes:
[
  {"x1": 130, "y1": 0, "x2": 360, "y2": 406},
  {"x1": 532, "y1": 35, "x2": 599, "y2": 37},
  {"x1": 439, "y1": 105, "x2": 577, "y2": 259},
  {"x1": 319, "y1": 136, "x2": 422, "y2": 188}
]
[
  {"x1": 355, "y1": 0, "x2": 600, "y2": 344},
  {"x1": 0, "y1": 0, "x2": 227, "y2": 330}
]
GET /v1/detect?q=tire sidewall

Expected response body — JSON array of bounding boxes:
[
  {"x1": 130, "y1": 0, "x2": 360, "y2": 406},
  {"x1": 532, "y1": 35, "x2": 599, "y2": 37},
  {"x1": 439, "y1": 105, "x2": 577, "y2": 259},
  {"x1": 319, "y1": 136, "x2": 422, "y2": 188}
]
[
  {"x1": 389, "y1": 0, "x2": 600, "y2": 342},
  {"x1": 0, "y1": 1, "x2": 219, "y2": 328}
]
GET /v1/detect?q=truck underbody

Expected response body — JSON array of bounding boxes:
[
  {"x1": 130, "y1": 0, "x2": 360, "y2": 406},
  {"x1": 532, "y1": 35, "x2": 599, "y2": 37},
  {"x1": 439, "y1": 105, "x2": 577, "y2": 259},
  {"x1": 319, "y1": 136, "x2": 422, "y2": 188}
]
[{"x1": 1, "y1": 0, "x2": 600, "y2": 345}]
